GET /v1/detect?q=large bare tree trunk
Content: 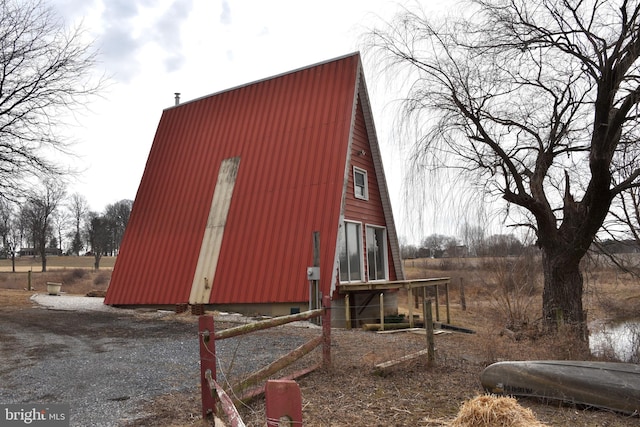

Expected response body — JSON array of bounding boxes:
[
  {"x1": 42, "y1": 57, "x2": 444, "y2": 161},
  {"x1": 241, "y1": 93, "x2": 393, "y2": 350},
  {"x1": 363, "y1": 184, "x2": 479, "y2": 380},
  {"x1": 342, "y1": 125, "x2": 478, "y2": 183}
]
[
  {"x1": 40, "y1": 247, "x2": 47, "y2": 272},
  {"x1": 541, "y1": 250, "x2": 585, "y2": 334}
]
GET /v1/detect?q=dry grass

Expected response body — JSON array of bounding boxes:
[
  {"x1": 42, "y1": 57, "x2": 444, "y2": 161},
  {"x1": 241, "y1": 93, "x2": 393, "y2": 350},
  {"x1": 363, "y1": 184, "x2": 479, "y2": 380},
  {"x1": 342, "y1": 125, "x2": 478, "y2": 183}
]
[
  {"x1": 404, "y1": 255, "x2": 640, "y2": 328},
  {"x1": 0, "y1": 289, "x2": 34, "y2": 308},
  {"x1": 450, "y1": 395, "x2": 548, "y2": 427},
  {"x1": 1, "y1": 255, "x2": 639, "y2": 426},
  {"x1": 0, "y1": 256, "x2": 114, "y2": 295}
]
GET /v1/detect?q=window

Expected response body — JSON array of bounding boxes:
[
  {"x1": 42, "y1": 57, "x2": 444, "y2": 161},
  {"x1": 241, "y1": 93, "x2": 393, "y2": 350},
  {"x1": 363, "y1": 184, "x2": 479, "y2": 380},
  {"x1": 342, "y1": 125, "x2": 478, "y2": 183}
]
[
  {"x1": 366, "y1": 226, "x2": 387, "y2": 281},
  {"x1": 338, "y1": 221, "x2": 362, "y2": 282},
  {"x1": 353, "y1": 167, "x2": 368, "y2": 200}
]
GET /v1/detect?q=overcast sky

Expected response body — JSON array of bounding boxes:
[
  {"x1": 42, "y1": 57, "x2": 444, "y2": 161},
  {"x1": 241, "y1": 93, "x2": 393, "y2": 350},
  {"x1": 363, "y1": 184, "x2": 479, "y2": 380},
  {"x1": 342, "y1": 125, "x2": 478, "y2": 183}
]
[{"x1": 48, "y1": 0, "x2": 451, "y2": 241}]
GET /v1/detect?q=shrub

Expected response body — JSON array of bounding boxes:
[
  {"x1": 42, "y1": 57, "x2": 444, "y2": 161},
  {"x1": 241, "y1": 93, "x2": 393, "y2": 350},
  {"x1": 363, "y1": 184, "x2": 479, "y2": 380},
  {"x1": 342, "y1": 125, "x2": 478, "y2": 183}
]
[
  {"x1": 62, "y1": 268, "x2": 87, "y2": 284},
  {"x1": 93, "y1": 271, "x2": 109, "y2": 287},
  {"x1": 482, "y1": 253, "x2": 541, "y2": 331}
]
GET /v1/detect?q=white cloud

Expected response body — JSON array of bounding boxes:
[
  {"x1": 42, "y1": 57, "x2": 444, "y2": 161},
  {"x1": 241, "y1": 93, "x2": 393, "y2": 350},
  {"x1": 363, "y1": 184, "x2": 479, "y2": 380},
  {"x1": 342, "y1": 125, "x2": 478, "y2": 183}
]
[
  {"x1": 151, "y1": 0, "x2": 194, "y2": 72},
  {"x1": 220, "y1": 0, "x2": 231, "y2": 25},
  {"x1": 48, "y1": 0, "x2": 449, "y2": 240}
]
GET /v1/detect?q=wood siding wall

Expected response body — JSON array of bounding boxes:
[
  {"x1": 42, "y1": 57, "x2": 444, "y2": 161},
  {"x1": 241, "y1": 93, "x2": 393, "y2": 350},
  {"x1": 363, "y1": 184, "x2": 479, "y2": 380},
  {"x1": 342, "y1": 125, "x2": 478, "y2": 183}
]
[{"x1": 344, "y1": 95, "x2": 398, "y2": 282}]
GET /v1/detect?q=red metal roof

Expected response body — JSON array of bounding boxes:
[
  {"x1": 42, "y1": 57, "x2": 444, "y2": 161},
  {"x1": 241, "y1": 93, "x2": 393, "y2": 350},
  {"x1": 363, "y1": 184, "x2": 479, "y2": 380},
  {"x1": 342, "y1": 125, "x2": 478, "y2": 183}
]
[{"x1": 105, "y1": 53, "x2": 402, "y2": 306}]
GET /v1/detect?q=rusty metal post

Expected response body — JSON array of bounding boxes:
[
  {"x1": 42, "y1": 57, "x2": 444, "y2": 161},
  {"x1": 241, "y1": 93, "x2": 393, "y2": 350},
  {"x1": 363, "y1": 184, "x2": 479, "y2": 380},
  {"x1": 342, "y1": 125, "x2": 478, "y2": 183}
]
[
  {"x1": 322, "y1": 295, "x2": 331, "y2": 368},
  {"x1": 199, "y1": 315, "x2": 217, "y2": 419},
  {"x1": 265, "y1": 380, "x2": 302, "y2": 427}
]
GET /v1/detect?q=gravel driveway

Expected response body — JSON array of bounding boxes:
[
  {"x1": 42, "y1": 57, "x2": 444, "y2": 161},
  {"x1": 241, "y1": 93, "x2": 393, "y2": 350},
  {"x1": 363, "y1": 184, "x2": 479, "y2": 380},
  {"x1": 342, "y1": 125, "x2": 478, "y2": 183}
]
[{"x1": 0, "y1": 295, "x2": 314, "y2": 426}]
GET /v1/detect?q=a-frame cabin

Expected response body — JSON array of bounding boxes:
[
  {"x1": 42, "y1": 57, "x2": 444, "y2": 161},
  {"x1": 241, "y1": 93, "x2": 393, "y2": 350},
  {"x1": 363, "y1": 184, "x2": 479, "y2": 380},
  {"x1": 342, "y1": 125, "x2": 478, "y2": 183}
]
[{"x1": 105, "y1": 52, "x2": 408, "y2": 327}]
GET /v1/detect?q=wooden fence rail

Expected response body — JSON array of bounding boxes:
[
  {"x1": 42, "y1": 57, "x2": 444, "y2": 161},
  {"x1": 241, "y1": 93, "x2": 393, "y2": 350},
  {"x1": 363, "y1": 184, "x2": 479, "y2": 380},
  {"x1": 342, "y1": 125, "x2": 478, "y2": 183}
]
[
  {"x1": 199, "y1": 296, "x2": 331, "y2": 424},
  {"x1": 205, "y1": 370, "x2": 246, "y2": 427}
]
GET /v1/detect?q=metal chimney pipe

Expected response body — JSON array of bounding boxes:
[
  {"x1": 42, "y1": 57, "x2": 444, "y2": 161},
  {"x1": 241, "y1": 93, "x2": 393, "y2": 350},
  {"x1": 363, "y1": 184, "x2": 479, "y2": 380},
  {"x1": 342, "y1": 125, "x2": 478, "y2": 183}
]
[{"x1": 174, "y1": 92, "x2": 181, "y2": 106}]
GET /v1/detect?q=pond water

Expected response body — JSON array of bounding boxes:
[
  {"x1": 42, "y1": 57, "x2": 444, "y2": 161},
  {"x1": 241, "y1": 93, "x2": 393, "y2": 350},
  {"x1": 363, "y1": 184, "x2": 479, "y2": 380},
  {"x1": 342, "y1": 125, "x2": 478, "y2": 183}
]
[{"x1": 589, "y1": 320, "x2": 640, "y2": 362}]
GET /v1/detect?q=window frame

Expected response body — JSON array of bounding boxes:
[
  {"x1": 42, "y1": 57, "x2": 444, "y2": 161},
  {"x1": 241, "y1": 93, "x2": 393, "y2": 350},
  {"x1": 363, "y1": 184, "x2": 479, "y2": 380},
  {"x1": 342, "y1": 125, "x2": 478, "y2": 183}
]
[
  {"x1": 338, "y1": 220, "x2": 364, "y2": 283},
  {"x1": 353, "y1": 167, "x2": 369, "y2": 201},
  {"x1": 366, "y1": 225, "x2": 388, "y2": 281}
]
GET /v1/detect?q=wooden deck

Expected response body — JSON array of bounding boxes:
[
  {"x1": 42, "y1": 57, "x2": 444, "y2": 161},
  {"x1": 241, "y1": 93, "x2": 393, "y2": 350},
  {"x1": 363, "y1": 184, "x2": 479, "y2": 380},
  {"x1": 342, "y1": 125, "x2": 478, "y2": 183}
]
[{"x1": 338, "y1": 278, "x2": 451, "y2": 328}]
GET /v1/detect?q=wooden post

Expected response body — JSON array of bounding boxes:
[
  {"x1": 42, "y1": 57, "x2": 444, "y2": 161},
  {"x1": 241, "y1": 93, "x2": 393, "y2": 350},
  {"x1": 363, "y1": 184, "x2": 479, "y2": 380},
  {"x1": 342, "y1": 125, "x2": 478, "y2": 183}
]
[
  {"x1": 345, "y1": 293, "x2": 351, "y2": 330},
  {"x1": 379, "y1": 293, "x2": 384, "y2": 332},
  {"x1": 199, "y1": 315, "x2": 217, "y2": 419},
  {"x1": 423, "y1": 298, "x2": 435, "y2": 365},
  {"x1": 322, "y1": 295, "x2": 331, "y2": 368},
  {"x1": 408, "y1": 287, "x2": 414, "y2": 328},
  {"x1": 445, "y1": 281, "x2": 451, "y2": 325},
  {"x1": 434, "y1": 284, "x2": 440, "y2": 322},
  {"x1": 422, "y1": 286, "x2": 426, "y2": 324},
  {"x1": 460, "y1": 277, "x2": 467, "y2": 311},
  {"x1": 27, "y1": 270, "x2": 31, "y2": 291},
  {"x1": 206, "y1": 371, "x2": 246, "y2": 427}
]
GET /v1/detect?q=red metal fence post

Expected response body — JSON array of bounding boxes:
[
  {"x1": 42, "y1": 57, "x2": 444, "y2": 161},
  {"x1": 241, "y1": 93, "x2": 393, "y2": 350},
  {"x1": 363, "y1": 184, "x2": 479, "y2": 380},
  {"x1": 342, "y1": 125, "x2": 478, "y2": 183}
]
[
  {"x1": 265, "y1": 380, "x2": 302, "y2": 427},
  {"x1": 199, "y1": 315, "x2": 217, "y2": 419},
  {"x1": 322, "y1": 295, "x2": 331, "y2": 368}
]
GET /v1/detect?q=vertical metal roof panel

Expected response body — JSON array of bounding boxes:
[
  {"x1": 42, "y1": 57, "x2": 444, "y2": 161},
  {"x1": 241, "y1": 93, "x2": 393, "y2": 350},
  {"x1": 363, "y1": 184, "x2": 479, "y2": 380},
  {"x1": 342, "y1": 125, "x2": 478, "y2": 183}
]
[{"x1": 106, "y1": 53, "x2": 362, "y2": 305}]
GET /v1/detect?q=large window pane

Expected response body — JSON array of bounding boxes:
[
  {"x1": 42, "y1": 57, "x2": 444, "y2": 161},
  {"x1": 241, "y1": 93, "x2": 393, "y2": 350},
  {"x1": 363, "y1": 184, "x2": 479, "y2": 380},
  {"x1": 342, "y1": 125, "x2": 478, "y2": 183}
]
[
  {"x1": 346, "y1": 223, "x2": 361, "y2": 281},
  {"x1": 367, "y1": 226, "x2": 387, "y2": 281},
  {"x1": 338, "y1": 222, "x2": 362, "y2": 282},
  {"x1": 338, "y1": 225, "x2": 348, "y2": 282}
]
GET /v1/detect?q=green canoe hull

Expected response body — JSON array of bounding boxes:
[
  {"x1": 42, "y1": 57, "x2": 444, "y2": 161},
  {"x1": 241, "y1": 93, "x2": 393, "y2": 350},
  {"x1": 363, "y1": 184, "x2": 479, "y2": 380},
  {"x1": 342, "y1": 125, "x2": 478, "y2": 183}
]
[{"x1": 481, "y1": 360, "x2": 640, "y2": 415}]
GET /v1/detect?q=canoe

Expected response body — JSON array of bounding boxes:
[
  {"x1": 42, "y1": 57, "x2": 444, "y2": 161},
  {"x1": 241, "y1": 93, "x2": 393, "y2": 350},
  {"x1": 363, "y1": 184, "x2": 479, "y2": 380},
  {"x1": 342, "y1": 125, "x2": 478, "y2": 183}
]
[{"x1": 480, "y1": 360, "x2": 640, "y2": 415}]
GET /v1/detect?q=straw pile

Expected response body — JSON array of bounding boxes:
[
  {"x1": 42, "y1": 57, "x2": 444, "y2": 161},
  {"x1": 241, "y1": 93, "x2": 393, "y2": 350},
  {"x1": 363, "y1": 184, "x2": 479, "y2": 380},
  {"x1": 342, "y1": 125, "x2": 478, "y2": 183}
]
[{"x1": 450, "y1": 394, "x2": 547, "y2": 427}]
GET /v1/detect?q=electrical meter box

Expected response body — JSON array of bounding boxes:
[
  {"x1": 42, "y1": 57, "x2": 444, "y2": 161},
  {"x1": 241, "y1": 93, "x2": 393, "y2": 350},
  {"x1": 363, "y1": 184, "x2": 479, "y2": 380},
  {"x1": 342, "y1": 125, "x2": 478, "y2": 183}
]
[{"x1": 306, "y1": 267, "x2": 320, "y2": 281}]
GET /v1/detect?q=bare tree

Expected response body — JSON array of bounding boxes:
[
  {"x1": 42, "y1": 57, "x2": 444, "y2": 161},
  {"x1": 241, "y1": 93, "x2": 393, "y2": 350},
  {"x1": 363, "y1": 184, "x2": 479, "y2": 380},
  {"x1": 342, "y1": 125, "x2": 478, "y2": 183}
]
[
  {"x1": 400, "y1": 242, "x2": 419, "y2": 259},
  {"x1": 22, "y1": 180, "x2": 66, "y2": 271},
  {"x1": 484, "y1": 234, "x2": 525, "y2": 257},
  {"x1": 461, "y1": 223, "x2": 485, "y2": 258},
  {"x1": 103, "y1": 199, "x2": 132, "y2": 256},
  {"x1": 0, "y1": 0, "x2": 102, "y2": 200},
  {"x1": 443, "y1": 236, "x2": 462, "y2": 258},
  {"x1": 51, "y1": 207, "x2": 71, "y2": 255},
  {"x1": 422, "y1": 234, "x2": 449, "y2": 258},
  {"x1": 0, "y1": 198, "x2": 18, "y2": 270},
  {"x1": 68, "y1": 192, "x2": 88, "y2": 255},
  {"x1": 0, "y1": 199, "x2": 11, "y2": 254},
  {"x1": 367, "y1": 0, "x2": 640, "y2": 334},
  {"x1": 87, "y1": 212, "x2": 109, "y2": 270}
]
